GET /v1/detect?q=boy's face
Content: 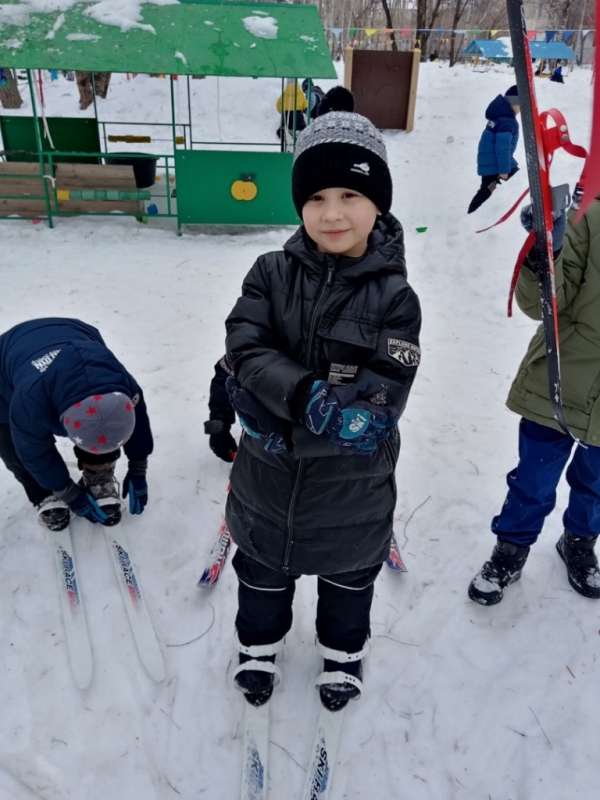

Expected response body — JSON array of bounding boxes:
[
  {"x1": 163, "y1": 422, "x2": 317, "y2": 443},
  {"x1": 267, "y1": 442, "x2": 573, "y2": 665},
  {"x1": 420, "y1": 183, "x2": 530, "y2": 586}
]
[{"x1": 302, "y1": 187, "x2": 379, "y2": 258}]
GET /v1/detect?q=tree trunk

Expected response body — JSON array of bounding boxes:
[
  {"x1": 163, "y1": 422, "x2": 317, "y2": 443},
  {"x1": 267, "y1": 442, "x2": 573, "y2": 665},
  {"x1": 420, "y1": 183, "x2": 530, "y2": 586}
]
[
  {"x1": 416, "y1": 0, "x2": 444, "y2": 61},
  {"x1": 380, "y1": 0, "x2": 398, "y2": 52},
  {"x1": 0, "y1": 69, "x2": 23, "y2": 109},
  {"x1": 449, "y1": 0, "x2": 471, "y2": 67}
]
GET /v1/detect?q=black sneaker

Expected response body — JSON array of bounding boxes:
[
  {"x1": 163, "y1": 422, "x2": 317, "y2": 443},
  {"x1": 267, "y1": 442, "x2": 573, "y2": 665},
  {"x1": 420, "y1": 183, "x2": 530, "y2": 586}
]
[
  {"x1": 556, "y1": 532, "x2": 600, "y2": 599},
  {"x1": 234, "y1": 653, "x2": 276, "y2": 707},
  {"x1": 37, "y1": 497, "x2": 70, "y2": 531},
  {"x1": 80, "y1": 467, "x2": 121, "y2": 526},
  {"x1": 318, "y1": 659, "x2": 363, "y2": 712},
  {"x1": 468, "y1": 540, "x2": 530, "y2": 606}
]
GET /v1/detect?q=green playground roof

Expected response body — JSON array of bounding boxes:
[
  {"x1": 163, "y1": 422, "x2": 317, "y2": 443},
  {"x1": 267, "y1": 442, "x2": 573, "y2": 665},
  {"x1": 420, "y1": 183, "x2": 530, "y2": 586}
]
[{"x1": 0, "y1": 1, "x2": 336, "y2": 78}]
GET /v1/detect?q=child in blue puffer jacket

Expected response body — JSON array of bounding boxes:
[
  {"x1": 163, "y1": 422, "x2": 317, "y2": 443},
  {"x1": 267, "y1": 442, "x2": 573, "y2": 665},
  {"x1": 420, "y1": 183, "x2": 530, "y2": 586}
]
[{"x1": 468, "y1": 85, "x2": 521, "y2": 214}]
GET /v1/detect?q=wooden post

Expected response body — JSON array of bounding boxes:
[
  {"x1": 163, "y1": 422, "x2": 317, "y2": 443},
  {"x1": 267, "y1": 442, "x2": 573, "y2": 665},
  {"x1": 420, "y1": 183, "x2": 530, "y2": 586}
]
[
  {"x1": 405, "y1": 49, "x2": 421, "y2": 133},
  {"x1": 344, "y1": 47, "x2": 354, "y2": 90}
]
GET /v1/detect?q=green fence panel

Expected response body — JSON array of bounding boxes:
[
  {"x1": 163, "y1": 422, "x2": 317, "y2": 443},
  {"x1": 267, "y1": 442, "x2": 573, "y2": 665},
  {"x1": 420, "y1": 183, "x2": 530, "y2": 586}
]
[
  {"x1": 0, "y1": 116, "x2": 100, "y2": 163},
  {"x1": 175, "y1": 150, "x2": 299, "y2": 225}
]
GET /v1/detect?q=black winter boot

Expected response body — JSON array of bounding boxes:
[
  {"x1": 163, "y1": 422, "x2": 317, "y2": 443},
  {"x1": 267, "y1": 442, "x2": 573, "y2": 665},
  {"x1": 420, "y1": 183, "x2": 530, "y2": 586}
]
[
  {"x1": 316, "y1": 641, "x2": 367, "y2": 712},
  {"x1": 468, "y1": 540, "x2": 530, "y2": 606},
  {"x1": 319, "y1": 659, "x2": 363, "y2": 712},
  {"x1": 37, "y1": 496, "x2": 70, "y2": 531},
  {"x1": 556, "y1": 532, "x2": 600, "y2": 599},
  {"x1": 80, "y1": 464, "x2": 121, "y2": 526},
  {"x1": 233, "y1": 639, "x2": 282, "y2": 707}
]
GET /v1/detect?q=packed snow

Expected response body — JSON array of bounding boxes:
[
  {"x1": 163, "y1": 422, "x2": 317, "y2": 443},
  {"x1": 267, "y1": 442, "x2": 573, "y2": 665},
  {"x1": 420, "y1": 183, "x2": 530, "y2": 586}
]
[
  {"x1": 242, "y1": 14, "x2": 279, "y2": 40},
  {"x1": 0, "y1": 60, "x2": 597, "y2": 800},
  {"x1": 65, "y1": 32, "x2": 101, "y2": 42},
  {"x1": 0, "y1": 0, "x2": 179, "y2": 40}
]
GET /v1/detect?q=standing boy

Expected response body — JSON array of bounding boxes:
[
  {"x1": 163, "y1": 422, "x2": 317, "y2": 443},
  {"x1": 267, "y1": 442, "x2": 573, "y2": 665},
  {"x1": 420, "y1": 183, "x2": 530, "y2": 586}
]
[
  {"x1": 224, "y1": 111, "x2": 421, "y2": 710},
  {"x1": 469, "y1": 187, "x2": 600, "y2": 604}
]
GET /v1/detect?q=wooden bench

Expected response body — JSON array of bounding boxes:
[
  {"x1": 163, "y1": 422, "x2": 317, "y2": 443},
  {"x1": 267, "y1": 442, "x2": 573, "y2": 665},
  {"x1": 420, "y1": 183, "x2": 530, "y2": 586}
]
[
  {"x1": 0, "y1": 161, "x2": 144, "y2": 217},
  {"x1": 55, "y1": 163, "x2": 143, "y2": 215},
  {"x1": 0, "y1": 162, "x2": 50, "y2": 216}
]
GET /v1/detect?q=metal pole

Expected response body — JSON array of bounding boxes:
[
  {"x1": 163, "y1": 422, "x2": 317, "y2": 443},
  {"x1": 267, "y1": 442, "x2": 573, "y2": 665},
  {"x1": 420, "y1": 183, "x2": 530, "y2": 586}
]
[
  {"x1": 292, "y1": 78, "x2": 298, "y2": 147},
  {"x1": 187, "y1": 74, "x2": 193, "y2": 149},
  {"x1": 306, "y1": 77, "x2": 313, "y2": 126},
  {"x1": 170, "y1": 75, "x2": 178, "y2": 150},
  {"x1": 90, "y1": 72, "x2": 104, "y2": 162},
  {"x1": 27, "y1": 69, "x2": 53, "y2": 228},
  {"x1": 280, "y1": 77, "x2": 285, "y2": 153},
  {"x1": 170, "y1": 76, "x2": 181, "y2": 235}
]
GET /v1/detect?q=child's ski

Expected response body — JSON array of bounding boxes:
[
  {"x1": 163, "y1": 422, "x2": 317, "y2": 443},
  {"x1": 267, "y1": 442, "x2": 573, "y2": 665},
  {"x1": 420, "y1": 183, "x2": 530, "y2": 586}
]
[
  {"x1": 386, "y1": 534, "x2": 407, "y2": 572},
  {"x1": 198, "y1": 517, "x2": 232, "y2": 586},
  {"x1": 506, "y1": 0, "x2": 583, "y2": 435},
  {"x1": 50, "y1": 525, "x2": 93, "y2": 689},
  {"x1": 240, "y1": 702, "x2": 270, "y2": 800},
  {"x1": 301, "y1": 705, "x2": 346, "y2": 800},
  {"x1": 200, "y1": 524, "x2": 405, "y2": 586},
  {"x1": 104, "y1": 526, "x2": 166, "y2": 683}
]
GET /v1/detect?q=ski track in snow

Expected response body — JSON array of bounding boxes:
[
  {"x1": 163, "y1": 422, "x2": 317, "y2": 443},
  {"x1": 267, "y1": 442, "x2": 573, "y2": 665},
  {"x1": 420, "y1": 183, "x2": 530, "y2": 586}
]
[{"x1": 0, "y1": 62, "x2": 599, "y2": 799}]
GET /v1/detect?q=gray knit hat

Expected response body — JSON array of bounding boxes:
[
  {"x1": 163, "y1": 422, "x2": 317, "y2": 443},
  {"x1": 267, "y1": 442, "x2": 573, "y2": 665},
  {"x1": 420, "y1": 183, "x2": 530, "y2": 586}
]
[
  {"x1": 292, "y1": 111, "x2": 392, "y2": 215},
  {"x1": 61, "y1": 391, "x2": 136, "y2": 454}
]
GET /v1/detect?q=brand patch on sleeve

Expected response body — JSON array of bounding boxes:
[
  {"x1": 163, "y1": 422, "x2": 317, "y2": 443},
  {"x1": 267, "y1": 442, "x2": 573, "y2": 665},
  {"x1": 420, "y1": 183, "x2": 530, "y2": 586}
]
[{"x1": 387, "y1": 339, "x2": 420, "y2": 367}]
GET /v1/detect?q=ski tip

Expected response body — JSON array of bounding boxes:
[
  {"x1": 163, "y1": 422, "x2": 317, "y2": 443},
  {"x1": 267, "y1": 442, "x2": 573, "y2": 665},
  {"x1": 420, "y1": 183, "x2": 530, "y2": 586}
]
[
  {"x1": 386, "y1": 556, "x2": 408, "y2": 573},
  {"x1": 197, "y1": 570, "x2": 211, "y2": 586},
  {"x1": 197, "y1": 564, "x2": 224, "y2": 587}
]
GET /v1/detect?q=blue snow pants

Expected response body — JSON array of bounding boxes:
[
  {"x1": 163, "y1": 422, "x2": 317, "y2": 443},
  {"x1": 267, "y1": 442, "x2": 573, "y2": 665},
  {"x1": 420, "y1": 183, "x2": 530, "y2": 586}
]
[{"x1": 492, "y1": 418, "x2": 600, "y2": 546}]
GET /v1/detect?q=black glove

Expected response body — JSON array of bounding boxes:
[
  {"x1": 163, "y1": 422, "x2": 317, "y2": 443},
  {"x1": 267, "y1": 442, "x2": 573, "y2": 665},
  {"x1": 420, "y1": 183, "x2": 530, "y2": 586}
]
[
  {"x1": 225, "y1": 377, "x2": 284, "y2": 437},
  {"x1": 57, "y1": 480, "x2": 108, "y2": 525},
  {"x1": 204, "y1": 420, "x2": 237, "y2": 462},
  {"x1": 122, "y1": 460, "x2": 148, "y2": 514},
  {"x1": 211, "y1": 430, "x2": 237, "y2": 461}
]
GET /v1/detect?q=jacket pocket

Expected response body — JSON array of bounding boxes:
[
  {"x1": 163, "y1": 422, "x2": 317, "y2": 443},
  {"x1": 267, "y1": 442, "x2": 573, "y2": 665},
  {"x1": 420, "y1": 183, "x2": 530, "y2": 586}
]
[{"x1": 317, "y1": 316, "x2": 379, "y2": 369}]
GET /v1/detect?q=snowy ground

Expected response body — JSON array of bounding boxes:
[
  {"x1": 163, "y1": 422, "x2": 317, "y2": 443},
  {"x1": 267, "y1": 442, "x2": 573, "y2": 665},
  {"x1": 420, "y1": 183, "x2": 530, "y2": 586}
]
[{"x1": 0, "y1": 61, "x2": 598, "y2": 800}]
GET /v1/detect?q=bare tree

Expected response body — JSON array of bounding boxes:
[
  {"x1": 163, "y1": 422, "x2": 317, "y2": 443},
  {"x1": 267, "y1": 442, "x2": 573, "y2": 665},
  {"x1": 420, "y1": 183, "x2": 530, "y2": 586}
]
[
  {"x1": 448, "y1": 0, "x2": 472, "y2": 66},
  {"x1": 380, "y1": 0, "x2": 399, "y2": 51},
  {"x1": 416, "y1": 0, "x2": 445, "y2": 60}
]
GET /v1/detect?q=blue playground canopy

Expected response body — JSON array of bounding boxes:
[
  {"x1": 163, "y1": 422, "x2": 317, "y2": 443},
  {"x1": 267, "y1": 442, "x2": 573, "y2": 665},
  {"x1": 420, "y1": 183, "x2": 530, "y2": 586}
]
[
  {"x1": 530, "y1": 41, "x2": 576, "y2": 61},
  {"x1": 464, "y1": 39, "x2": 576, "y2": 62},
  {"x1": 464, "y1": 40, "x2": 512, "y2": 61}
]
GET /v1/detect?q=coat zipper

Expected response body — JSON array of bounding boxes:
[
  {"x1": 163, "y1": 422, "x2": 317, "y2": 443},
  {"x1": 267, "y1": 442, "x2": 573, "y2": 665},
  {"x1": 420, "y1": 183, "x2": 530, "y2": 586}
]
[
  {"x1": 306, "y1": 262, "x2": 335, "y2": 369},
  {"x1": 282, "y1": 261, "x2": 335, "y2": 572},
  {"x1": 283, "y1": 459, "x2": 304, "y2": 571}
]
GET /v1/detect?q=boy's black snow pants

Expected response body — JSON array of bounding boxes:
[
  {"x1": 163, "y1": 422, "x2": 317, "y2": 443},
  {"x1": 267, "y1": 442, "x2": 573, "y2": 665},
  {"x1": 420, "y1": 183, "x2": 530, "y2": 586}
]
[
  {"x1": 0, "y1": 423, "x2": 51, "y2": 506},
  {"x1": 0, "y1": 423, "x2": 120, "y2": 507},
  {"x1": 233, "y1": 549, "x2": 382, "y2": 653}
]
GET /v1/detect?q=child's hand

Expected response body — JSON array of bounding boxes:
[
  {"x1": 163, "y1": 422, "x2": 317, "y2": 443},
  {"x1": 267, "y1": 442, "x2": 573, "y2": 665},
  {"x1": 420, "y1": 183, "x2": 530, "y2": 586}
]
[
  {"x1": 521, "y1": 186, "x2": 570, "y2": 256},
  {"x1": 304, "y1": 380, "x2": 397, "y2": 453},
  {"x1": 226, "y1": 377, "x2": 287, "y2": 454}
]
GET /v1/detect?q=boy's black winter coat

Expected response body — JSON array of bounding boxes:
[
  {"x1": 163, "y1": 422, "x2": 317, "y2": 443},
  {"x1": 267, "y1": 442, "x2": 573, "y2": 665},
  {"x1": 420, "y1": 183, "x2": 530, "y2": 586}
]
[{"x1": 225, "y1": 215, "x2": 421, "y2": 575}]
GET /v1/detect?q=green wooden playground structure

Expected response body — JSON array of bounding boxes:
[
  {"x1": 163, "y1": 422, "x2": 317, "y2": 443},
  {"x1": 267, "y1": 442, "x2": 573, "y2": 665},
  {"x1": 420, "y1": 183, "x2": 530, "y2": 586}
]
[{"x1": 0, "y1": 1, "x2": 335, "y2": 230}]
